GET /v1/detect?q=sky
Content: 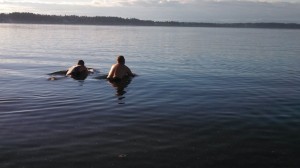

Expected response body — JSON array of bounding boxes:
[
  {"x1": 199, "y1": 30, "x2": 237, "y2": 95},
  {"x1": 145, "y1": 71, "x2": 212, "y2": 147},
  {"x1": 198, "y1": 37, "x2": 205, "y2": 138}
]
[{"x1": 1, "y1": 0, "x2": 300, "y2": 23}]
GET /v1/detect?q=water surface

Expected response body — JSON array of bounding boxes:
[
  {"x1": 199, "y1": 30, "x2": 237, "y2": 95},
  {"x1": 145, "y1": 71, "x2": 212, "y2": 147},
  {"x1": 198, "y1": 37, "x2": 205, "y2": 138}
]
[{"x1": 0, "y1": 24, "x2": 300, "y2": 167}]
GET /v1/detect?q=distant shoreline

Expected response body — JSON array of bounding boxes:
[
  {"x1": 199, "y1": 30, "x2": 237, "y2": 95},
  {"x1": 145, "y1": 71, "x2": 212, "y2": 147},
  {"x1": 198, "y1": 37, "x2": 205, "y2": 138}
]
[{"x1": 1, "y1": 12, "x2": 300, "y2": 29}]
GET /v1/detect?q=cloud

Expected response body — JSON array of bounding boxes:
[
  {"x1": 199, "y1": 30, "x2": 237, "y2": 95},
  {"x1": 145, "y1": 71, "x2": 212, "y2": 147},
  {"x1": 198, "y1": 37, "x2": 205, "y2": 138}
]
[
  {"x1": 190, "y1": 0, "x2": 300, "y2": 22},
  {"x1": 2, "y1": 0, "x2": 300, "y2": 8},
  {"x1": 90, "y1": 0, "x2": 195, "y2": 7}
]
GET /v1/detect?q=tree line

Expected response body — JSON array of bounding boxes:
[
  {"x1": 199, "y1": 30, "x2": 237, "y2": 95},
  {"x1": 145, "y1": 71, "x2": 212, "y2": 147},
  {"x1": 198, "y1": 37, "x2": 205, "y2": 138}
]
[{"x1": 1, "y1": 12, "x2": 300, "y2": 29}]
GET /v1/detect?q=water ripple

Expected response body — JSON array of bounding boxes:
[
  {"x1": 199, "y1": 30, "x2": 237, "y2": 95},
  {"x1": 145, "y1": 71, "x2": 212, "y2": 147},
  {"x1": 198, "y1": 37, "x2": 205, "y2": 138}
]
[{"x1": 1, "y1": 25, "x2": 300, "y2": 167}]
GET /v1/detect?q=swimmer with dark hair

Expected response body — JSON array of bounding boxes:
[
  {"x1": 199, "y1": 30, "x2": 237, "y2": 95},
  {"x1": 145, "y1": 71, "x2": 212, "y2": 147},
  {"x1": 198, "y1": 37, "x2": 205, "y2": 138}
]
[
  {"x1": 107, "y1": 55, "x2": 134, "y2": 82},
  {"x1": 66, "y1": 60, "x2": 89, "y2": 80}
]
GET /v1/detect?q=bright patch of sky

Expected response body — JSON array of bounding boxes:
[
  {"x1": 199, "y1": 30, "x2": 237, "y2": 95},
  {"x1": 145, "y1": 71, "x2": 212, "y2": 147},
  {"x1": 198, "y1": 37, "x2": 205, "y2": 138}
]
[{"x1": 1, "y1": 0, "x2": 300, "y2": 23}]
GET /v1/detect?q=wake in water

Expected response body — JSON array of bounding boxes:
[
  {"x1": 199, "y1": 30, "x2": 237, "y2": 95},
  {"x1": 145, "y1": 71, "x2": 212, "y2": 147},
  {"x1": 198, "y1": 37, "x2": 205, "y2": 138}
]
[
  {"x1": 47, "y1": 68, "x2": 135, "y2": 104},
  {"x1": 47, "y1": 68, "x2": 136, "y2": 81},
  {"x1": 47, "y1": 68, "x2": 103, "y2": 80}
]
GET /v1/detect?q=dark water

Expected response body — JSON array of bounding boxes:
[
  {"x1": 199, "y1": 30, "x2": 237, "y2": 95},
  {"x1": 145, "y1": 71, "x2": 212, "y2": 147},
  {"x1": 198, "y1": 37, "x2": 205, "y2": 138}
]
[{"x1": 0, "y1": 24, "x2": 300, "y2": 167}]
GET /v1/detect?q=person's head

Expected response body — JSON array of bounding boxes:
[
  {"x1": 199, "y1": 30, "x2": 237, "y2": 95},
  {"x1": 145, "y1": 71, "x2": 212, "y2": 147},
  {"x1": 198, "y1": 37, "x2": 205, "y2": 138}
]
[
  {"x1": 78, "y1": 60, "x2": 85, "y2": 66},
  {"x1": 117, "y1": 55, "x2": 125, "y2": 64}
]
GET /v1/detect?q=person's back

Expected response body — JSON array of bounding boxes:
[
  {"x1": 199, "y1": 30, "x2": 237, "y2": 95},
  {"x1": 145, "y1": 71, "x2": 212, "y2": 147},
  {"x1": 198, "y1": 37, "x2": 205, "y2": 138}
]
[
  {"x1": 107, "y1": 55, "x2": 134, "y2": 81},
  {"x1": 108, "y1": 63, "x2": 132, "y2": 79},
  {"x1": 66, "y1": 60, "x2": 88, "y2": 80}
]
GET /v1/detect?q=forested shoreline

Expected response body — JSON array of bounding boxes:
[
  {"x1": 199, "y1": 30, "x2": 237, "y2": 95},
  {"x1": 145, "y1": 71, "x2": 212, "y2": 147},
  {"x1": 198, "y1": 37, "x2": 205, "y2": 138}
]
[{"x1": 1, "y1": 12, "x2": 300, "y2": 29}]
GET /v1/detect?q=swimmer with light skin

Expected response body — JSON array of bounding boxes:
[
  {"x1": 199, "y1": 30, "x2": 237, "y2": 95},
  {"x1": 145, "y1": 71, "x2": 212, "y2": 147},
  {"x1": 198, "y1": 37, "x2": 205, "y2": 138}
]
[
  {"x1": 66, "y1": 60, "x2": 89, "y2": 80},
  {"x1": 107, "y1": 55, "x2": 134, "y2": 82}
]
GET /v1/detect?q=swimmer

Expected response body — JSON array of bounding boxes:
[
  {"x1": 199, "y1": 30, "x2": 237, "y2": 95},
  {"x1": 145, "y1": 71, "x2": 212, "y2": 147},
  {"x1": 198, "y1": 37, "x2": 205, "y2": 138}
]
[
  {"x1": 66, "y1": 60, "x2": 89, "y2": 80},
  {"x1": 107, "y1": 55, "x2": 134, "y2": 82}
]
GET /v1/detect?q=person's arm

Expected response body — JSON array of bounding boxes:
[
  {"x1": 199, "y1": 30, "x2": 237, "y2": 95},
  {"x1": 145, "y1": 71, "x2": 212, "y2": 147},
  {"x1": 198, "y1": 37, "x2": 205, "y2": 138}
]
[
  {"x1": 66, "y1": 66, "x2": 75, "y2": 76},
  {"x1": 107, "y1": 65, "x2": 115, "y2": 79},
  {"x1": 126, "y1": 66, "x2": 134, "y2": 77}
]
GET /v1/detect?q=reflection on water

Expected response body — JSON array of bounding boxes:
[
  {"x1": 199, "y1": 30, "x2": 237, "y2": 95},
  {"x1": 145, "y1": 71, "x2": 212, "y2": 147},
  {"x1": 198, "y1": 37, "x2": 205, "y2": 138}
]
[{"x1": 108, "y1": 77, "x2": 133, "y2": 104}]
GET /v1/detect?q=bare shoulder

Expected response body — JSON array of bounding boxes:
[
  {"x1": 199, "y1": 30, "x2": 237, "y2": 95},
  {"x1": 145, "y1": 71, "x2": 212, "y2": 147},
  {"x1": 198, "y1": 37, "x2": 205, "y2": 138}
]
[{"x1": 111, "y1": 63, "x2": 119, "y2": 68}]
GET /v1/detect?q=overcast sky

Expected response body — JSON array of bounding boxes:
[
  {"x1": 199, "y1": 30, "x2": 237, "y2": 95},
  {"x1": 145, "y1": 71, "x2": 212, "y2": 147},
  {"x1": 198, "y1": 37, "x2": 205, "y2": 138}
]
[{"x1": 1, "y1": 0, "x2": 300, "y2": 23}]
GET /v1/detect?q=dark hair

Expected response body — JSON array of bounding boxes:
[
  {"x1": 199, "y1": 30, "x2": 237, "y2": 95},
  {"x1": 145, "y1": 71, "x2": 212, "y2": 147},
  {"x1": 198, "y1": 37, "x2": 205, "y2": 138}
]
[
  {"x1": 117, "y1": 55, "x2": 125, "y2": 64},
  {"x1": 78, "y1": 60, "x2": 85, "y2": 66}
]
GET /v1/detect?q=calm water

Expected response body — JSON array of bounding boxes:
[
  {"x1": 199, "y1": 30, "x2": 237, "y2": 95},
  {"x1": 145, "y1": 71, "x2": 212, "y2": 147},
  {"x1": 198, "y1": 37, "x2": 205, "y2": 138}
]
[{"x1": 0, "y1": 24, "x2": 300, "y2": 167}]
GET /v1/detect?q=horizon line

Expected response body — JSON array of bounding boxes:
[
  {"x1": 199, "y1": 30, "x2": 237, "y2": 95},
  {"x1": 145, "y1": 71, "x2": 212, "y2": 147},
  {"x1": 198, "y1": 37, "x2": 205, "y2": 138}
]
[
  {"x1": 1, "y1": 12, "x2": 300, "y2": 29},
  {"x1": 2, "y1": 12, "x2": 300, "y2": 25}
]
